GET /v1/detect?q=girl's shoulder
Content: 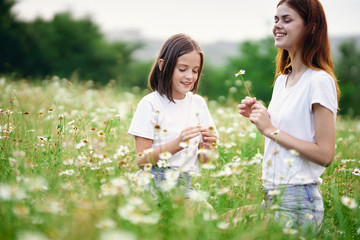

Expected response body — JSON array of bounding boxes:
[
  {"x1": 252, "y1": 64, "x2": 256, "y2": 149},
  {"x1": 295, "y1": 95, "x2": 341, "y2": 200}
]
[
  {"x1": 141, "y1": 91, "x2": 158, "y2": 101},
  {"x1": 135, "y1": 92, "x2": 163, "y2": 111},
  {"x1": 139, "y1": 91, "x2": 165, "y2": 105},
  {"x1": 187, "y1": 92, "x2": 207, "y2": 105}
]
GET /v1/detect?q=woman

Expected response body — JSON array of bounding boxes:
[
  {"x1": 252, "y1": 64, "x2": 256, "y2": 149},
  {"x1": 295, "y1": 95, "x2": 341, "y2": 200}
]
[{"x1": 238, "y1": 0, "x2": 340, "y2": 231}]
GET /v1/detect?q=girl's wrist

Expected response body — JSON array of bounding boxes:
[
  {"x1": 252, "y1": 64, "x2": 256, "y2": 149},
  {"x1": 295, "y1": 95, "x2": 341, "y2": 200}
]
[{"x1": 174, "y1": 137, "x2": 184, "y2": 152}]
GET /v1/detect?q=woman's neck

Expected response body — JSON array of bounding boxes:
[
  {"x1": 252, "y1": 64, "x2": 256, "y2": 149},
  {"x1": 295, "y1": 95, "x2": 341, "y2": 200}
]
[
  {"x1": 286, "y1": 54, "x2": 308, "y2": 88},
  {"x1": 290, "y1": 53, "x2": 307, "y2": 73}
]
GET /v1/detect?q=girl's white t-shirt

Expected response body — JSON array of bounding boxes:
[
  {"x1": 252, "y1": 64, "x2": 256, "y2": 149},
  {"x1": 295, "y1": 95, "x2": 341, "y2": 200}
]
[
  {"x1": 128, "y1": 91, "x2": 217, "y2": 171},
  {"x1": 263, "y1": 68, "x2": 338, "y2": 188}
]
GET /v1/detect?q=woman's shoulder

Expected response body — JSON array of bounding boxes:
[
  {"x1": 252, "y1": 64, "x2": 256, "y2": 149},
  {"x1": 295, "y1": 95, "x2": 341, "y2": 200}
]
[
  {"x1": 274, "y1": 74, "x2": 287, "y2": 87},
  {"x1": 307, "y1": 69, "x2": 338, "y2": 114},
  {"x1": 275, "y1": 74, "x2": 287, "y2": 83},
  {"x1": 307, "y1": 69, "x2": 334, "y2": 86},
  {"x1": 307, "y1": 68, "x2": 332, "y2": 79}
]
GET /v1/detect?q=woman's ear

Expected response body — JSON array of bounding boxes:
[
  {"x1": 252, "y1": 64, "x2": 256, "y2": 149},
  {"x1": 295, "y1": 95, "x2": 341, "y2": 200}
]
[
  {"x1": 312, "y1": 23, "x2": 317, "y2": 34},
  {"x1": 158, "y1": 59, "x2": 164, "y2": 71}
]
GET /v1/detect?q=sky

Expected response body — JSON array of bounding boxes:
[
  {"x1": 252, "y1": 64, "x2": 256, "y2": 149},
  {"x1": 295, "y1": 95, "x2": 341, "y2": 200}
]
[{"x1": 12, "y1": 0, "x2": 360, "y2": 44}]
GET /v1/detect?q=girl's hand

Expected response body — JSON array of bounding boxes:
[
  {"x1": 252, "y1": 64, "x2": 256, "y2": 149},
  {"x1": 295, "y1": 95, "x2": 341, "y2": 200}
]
[
  {"x1": 198, "y1": 127, "x2": 218, "y2": 164},
  {"x1": 200, "y1": 128, "x2": 217, "y2": 149},
  {"x1": 238, "y1": 96, "x2": 257, "y2": 118},
  {"x1": 249, "y1": 102, "x2": 276, "y2": 136},
  {"x1": 178, "y1": 126, "x2": 202, "y2": 143}
]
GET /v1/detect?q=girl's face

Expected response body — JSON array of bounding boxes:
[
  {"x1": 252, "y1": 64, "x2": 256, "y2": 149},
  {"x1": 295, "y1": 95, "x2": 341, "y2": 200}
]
[
  {"x1": 171, "y1": 51, "x2": 201, "y2": 100},
  {"x1": 273, "y1": 3, "x2": 305, "y2": 53}
]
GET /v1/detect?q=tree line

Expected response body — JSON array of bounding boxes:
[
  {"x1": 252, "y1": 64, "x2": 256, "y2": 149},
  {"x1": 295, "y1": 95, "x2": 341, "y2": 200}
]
[
  {"x1": 1, "y1": 0, "x2": 359, "y2": 116},
  {"x1": 0, "y1": 0, "x2": 146, "y2": 86}
]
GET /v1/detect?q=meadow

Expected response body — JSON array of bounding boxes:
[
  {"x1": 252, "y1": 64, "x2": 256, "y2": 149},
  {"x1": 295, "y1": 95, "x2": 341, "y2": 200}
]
[{"x1": 0, "y1": 76, "x2": 359, "y2": 240}]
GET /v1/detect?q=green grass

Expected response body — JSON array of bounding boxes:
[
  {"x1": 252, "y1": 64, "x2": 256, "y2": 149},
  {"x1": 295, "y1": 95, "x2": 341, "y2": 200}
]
[{"x1": 0, "y1": 76, "x2": 359, "y2": 240}]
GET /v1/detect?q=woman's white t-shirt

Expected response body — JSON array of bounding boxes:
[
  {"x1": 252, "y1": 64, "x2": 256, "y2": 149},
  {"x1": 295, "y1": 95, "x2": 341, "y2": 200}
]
[
  {"x1": 263, "y1": 68, "x2": 338, "y2": 188},
  {"x1": 128, "y1": 91, "x2": 217, "y2": 171}
]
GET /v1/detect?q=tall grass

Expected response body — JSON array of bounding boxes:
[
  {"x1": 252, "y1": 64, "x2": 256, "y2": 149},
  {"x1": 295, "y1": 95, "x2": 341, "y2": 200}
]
[{"x1": 0, "y1": 76, "x2": 359, "y2": 240}]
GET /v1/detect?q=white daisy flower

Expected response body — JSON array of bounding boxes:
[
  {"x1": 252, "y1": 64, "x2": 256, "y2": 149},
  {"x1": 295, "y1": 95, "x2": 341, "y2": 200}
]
[{"x1": 341, "y1": 196, "x2": 358, "y2": 209}]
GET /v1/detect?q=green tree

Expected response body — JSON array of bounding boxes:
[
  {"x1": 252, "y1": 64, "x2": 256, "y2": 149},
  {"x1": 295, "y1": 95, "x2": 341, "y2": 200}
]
[
  {"x1": 200, "y1": 64, "x2": 228, "y2": 101},
  {"x1": 227, "y1": 37, "x2": 277, "y2": 103},
  {"x1": 1, "y1": 3, "x2": 144, "y2": 84},
  {"x1": 335, "y1": 39, "x2": 360, "y2": 116},
  {"x1": 201, "y1": 37, "x2": 277, "y2": 103},
  {"x1": 111, "y1": 41, "x2": 149, "y2": 87},
  {"x1": 0, "y1": 0, "x2": 31, "y2": 74},
  {"x1": 25, "y1": 12, "x2": 119, "y2": 82}
]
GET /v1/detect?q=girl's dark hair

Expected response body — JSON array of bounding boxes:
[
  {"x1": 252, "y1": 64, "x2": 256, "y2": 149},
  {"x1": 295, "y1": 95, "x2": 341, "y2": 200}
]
[
  {"x1": 275, "y1": 0, "x2": 340, "y2": 102},
  {"x1": 148, "y1": 33, "x2": 204, "y2": 102}
]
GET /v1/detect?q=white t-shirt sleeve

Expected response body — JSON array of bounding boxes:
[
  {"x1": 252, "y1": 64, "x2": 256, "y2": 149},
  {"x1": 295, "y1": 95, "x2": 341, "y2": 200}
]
[
  {"x1": 197, "y1": 97, "x2": 218, "y2": 136},
  {"x1": 309, "y1": 72, "x2": 338, "y2": 118},
  {"x1": 128, "y1": 98, "x2": 155, "y2": 140}
]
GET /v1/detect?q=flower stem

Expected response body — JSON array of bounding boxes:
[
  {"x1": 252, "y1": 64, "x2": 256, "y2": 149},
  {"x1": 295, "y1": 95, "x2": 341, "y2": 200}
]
[{"x1": 240, "y1": 75, "x2": 251, "y2": 97}]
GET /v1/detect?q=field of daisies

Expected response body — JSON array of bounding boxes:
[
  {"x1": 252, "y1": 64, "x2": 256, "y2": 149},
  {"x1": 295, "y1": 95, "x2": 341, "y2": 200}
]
[{"x1": 0, "y1": 77, "x2": 359, "y2": 240}]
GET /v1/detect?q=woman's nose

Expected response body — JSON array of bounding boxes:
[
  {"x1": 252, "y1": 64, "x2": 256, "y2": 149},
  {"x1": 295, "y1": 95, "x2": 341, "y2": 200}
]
[{"x1": 274, "y1": 21, "x2": 282, "y2": 29}]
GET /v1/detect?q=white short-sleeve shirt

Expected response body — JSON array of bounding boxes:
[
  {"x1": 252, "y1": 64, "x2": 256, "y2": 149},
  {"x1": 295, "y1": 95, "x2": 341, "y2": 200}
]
[
  {"x1": 263, "y1": 68, "x2": 338, "y2": 188},
  {"x1": 128, "y1": 91, "x2": 217, "y2": 171}
]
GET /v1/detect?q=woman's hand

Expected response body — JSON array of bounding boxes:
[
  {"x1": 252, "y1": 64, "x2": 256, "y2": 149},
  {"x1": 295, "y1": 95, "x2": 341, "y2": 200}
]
[
  {"x1": 238, "y1": 96, "x2": 257, "y2": 118},
  {"x1": 249, "y1": 102, "x2": 276, "y2": 136}
]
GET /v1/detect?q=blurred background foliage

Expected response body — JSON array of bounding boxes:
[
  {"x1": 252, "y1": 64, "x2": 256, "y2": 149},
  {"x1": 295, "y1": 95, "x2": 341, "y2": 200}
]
[{"x1": 1, "y1": 0, "x2": 360, "y2": 116}]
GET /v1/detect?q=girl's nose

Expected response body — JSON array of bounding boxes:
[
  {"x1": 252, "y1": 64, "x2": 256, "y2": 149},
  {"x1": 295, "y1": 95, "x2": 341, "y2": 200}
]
[{"x1": 185, "y1": 71, "x2": 193, "y2": 79}]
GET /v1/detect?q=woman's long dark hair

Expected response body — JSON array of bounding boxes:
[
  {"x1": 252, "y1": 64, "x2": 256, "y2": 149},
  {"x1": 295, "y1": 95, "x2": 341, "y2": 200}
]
[{"x1": 275, "y1": 0, "x2": 340, "y2": 101}]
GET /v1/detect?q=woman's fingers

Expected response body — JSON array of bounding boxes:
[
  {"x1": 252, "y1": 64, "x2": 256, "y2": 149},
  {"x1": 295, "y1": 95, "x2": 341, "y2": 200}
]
[
  {"x1": 238, "y1": 97, "x2": 259, "y2": 118},
  {"x1": 249, "y1": 113, "x2": 257, "y2": 122},
  {"x1": 238, "y1": 103, "x2": 246, "y2": 109}
]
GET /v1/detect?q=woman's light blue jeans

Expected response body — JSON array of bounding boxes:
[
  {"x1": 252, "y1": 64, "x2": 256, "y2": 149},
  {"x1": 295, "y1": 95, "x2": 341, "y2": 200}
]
[{"x1": 262, "y1": 184, "x2": 324, "y2": 232}]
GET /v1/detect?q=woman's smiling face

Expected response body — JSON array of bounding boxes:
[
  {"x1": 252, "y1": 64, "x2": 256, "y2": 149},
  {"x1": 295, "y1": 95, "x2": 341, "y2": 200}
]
[{"x1": 273, "y1": 3, "x2": 306, "y2": 53}]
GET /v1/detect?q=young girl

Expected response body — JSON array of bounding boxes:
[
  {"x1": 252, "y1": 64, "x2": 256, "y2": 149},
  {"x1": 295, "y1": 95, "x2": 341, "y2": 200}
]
[
  {"x1": 238, "y1": 0, "x2": 340, "y2": 231},
  {"x1": 128, "y1": 33, "x2": 217, "y2": 197}
]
